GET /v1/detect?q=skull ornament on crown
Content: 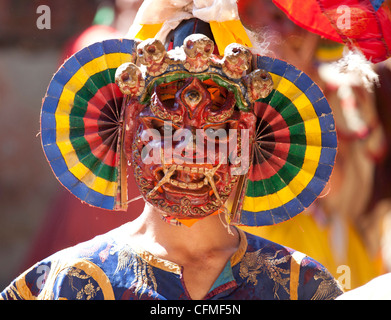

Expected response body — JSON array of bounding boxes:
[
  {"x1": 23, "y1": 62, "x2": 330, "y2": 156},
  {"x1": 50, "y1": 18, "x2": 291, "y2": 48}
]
[{"x1": 115, "y1": 34, "x2": 273, "y2": 222}]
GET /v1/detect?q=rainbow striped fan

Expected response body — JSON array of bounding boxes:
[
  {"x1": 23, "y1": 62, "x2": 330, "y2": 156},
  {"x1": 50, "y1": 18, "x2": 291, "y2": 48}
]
[
  {"x1": 240, "y1": 56, "x2": 337, "y2": 226},
  {"x1": 40, "y1": 39, "x2": 136, "y2": 210}
]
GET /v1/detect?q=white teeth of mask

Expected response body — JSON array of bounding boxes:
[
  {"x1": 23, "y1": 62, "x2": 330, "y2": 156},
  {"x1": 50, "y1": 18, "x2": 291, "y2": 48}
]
[
  {"x1": 169, "y1": 179, "x2": 205, "y2": 190},
  {"x1": 147, "y1": 164, "x2": 222, "y2": 204}
]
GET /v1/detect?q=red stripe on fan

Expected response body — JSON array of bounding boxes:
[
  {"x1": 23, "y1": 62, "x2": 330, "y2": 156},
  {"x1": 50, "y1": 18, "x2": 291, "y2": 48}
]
[
  {"x1": 249, "y1": 146, "x2": 289, "y2": 181},
  {"x1": 255, "y1": 102, "x2": 288, "y2": 133},
  {"x1": 90, "y1": 83, "x2": 122, "y2": 109},
  {"x1": 84, "y1": 83, "x2": 123, "y2": 124},
  {"x1": 250, "y1": 102, "x2": 291, "y2": 180},
  {"x1": 255, "y1": 103, "x2": 291, "y2": 157},
  {"x1": 83, "y1": 130, "x2": 117, "y2": 167},
  {"x1": 90, "y1": 141, "x2": 117, "y2": 167},
  {"x1": 83, "y1": 113, "x2": 118, "y2": 168},
  {"x1": 80, "y1": 82, "x2": 122, "y2": 168}
]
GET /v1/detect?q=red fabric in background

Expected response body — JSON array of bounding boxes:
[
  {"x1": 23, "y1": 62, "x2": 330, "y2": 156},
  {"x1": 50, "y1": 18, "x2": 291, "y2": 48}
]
[
  {"x1": 271, "y1": 0, "x2": 391, "y2": 62},
  {"x1": 269, "y1": 0, "x2": 341, "y2": 41}
]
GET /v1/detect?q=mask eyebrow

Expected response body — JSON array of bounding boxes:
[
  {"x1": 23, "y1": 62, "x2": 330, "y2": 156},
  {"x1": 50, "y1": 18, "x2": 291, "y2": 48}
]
[
  {"x1": 154, "y1": 79, "x2": 187, "y2": 100},
  {"x1": 141, "y1": 72, "x2": 249, "y2": 111},
  {"x1": 203, "y1": 79, "x2": 229, "y2": 108}
]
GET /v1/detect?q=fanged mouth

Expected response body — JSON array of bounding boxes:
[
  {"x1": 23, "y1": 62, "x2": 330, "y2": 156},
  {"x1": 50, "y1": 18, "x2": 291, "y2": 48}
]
[
  {"x1": 159, "y1": 165, "x2": 215, "y2": 190},
  {"x1": 168, "y1": 176, "x2": 208, "y2": 190},
  {"x1": 147, "y1": 163, "x2": 223, "y2": 204}
]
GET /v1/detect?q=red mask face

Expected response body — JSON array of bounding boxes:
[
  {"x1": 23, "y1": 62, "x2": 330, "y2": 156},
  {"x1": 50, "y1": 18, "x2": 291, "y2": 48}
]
[{"x1": 126, "y1": 76, "x2": 256, "y2": 220}]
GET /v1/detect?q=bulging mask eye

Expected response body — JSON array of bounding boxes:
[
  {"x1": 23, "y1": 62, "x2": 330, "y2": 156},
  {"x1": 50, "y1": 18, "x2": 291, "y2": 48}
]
[{"x1": 184, "y1": 89, "x2": 202, "y2": 107}]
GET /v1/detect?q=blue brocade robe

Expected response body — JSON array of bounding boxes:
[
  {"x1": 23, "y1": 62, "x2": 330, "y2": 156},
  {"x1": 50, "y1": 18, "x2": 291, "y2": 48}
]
[{"x1": 1, "y1": 226, "x2": 343, "y2": 300}]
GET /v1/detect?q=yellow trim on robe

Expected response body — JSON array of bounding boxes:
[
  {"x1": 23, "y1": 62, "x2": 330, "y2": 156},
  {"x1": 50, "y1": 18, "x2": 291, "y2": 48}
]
[
  {"x1": 290, "y1": 251, "x2": 306, "y2": 300},
  {"x1": 231, "y1": 228, "x2": 248, "y2": 267},
  {"x1": 14, "y1": 265, "x2": 38, "y2": 300},
  {"x1": 36, "y1": 259, "x2": 115, "y2": 300},
  {"x1": 63, "y1": 259, "x2": 115, "y2": 300}
]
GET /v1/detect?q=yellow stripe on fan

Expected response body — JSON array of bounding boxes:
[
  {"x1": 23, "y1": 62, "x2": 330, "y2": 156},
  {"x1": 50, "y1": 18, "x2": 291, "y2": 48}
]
[
  {"x1": 54, "y1": 52, "x2": 131, "y2": 197},
  {"x1": 242, "y1": 73, "x2": 322, "y2": 212},
  {"x1": 70, "y1": 162, "x2": 116, "y2": 196},
  {"x1": 60, "y1": 52, "x2": 132, "y2": 114}
]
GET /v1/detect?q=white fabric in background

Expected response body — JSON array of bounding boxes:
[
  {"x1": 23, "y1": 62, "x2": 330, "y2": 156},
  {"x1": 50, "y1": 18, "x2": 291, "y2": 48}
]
[{"x1": 127, "y1": 0, "x2": 240, "y2": 42}]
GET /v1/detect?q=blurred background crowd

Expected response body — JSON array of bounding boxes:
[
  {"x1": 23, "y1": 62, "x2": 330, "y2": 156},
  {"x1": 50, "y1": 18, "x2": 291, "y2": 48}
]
[{"x1": 1, "y1": 0, "x2": 391, "y2": 293}]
